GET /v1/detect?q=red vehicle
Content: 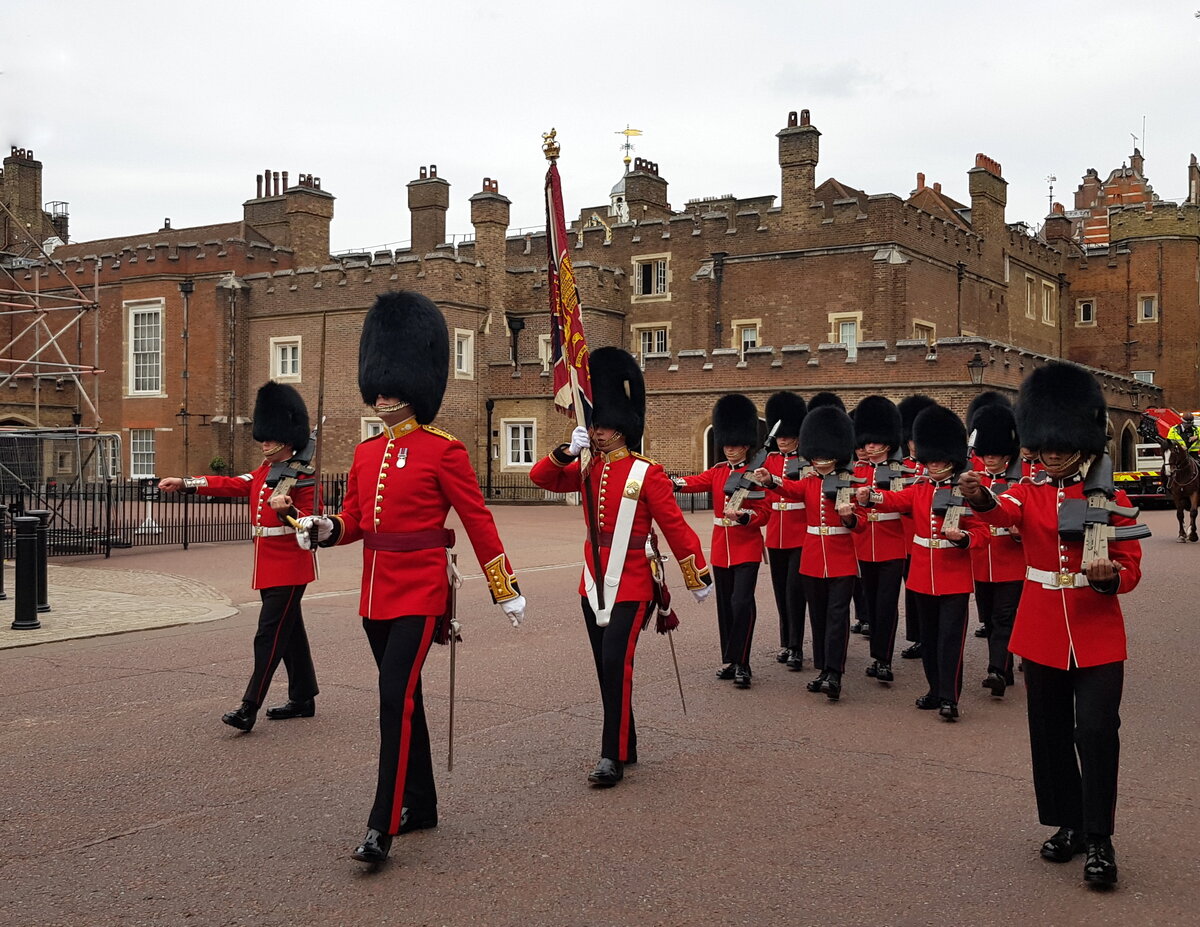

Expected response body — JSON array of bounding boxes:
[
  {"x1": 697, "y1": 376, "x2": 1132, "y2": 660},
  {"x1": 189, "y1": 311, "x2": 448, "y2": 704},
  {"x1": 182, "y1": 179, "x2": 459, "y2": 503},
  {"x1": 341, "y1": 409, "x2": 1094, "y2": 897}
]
[{"x1": 1115, "y1": 407, "x2": 1183, "y2": 507}]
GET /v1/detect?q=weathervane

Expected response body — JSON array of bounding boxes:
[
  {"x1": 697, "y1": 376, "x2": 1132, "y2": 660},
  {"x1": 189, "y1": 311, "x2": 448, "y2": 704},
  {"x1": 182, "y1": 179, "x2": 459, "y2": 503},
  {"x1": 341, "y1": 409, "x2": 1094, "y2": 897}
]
[{"x1": 615, "y1": 125, "x2": 642, "y2": 170}]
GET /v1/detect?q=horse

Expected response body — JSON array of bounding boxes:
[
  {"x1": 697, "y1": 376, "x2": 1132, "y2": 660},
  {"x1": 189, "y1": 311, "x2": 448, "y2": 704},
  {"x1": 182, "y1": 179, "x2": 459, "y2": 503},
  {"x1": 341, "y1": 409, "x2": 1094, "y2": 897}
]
[{"x1": 1164, "y1": 441, "x2": 1200, "y2": 542}]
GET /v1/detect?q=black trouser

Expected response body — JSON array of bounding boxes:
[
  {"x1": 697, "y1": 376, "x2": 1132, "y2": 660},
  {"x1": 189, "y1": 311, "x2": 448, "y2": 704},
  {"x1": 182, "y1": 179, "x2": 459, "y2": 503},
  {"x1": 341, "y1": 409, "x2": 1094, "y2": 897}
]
[
  {"x1": 912, "y1": 591, "x2": 970, "y2": 703},
  {"x1": 362, "y1": 615, "x2": 438, "y2": 835},
  {"x1": 582, "y1": 597, "x2": 646, "y2": 763},
  {"x1": 802, "y1": 574, "x2": 854, "y2": 674},
  {"x1": 903, "y1": 556, "x2": 920, "y2": 643},
  {"x1": 241, "y1": 584, "x2": 317, "y2": 708},
  {"x1": 767, "y1": 546, "x2": 806, "y2": 652},
  {"x1": 852, "y1": 576, "x2": 867, "y2": 622},
  {"x1": 713, "y1": 562, "x2": 760, "y2": 666},
  {"x1": 1023, "y1": 659, "x2": 1123, "y2": 836},
  {"x1": 974, "y1": 580, "x2": 1022, "y2": 678},
  {"x1": 860, "y1": 559, "x2": 905, "y2": 664}
]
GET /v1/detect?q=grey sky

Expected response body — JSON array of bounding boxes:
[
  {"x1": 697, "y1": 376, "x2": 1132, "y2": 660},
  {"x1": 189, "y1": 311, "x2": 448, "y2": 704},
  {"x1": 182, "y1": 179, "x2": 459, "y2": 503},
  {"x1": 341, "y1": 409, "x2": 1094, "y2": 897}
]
[{"x1": 4, "y1": 0, "x2": 1198, "y2": 254}]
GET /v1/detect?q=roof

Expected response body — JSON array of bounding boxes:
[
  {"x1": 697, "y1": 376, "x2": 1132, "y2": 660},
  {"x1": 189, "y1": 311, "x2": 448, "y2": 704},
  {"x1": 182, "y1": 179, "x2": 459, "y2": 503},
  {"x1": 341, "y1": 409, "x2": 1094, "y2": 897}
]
[{"x1": 905, "y1": 186, "x2": 971, "y2": 230}]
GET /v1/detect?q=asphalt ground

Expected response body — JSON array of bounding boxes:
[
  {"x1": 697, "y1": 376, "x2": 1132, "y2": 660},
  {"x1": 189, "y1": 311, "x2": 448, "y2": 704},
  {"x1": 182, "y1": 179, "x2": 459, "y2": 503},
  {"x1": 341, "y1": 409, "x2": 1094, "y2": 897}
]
[{"x1": 0, "y1": 505, "x2": 1197, "y2": 926}]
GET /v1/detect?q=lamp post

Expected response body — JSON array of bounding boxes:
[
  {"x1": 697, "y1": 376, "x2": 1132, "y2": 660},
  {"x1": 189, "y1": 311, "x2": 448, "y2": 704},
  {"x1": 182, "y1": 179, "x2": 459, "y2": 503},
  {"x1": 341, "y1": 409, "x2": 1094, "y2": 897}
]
[
  {"x1": 178, "y1": 279, "x2": 194, "y2": 476},
  {"x1": 966, "y1": 349, "x2": 987, "y2": 387},
  {"x1": 506, "y1": 314, "x2": 525, "y2": 378}
]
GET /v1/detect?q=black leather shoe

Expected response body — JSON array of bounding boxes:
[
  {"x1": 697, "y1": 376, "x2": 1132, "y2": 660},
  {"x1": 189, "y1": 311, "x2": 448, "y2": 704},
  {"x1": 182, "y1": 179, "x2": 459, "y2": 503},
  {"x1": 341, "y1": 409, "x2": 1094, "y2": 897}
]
[
  {"x1": 587, "y1": 757, "x2": 623, "y2": 787},
  {"x1": 733, "y1": 664, "x2": 752, "y2": 688},
  {"x1": 221, "y1": 701, "x2": 256, "y2": 732},
  {"x1": 974, "y1": 625, "x2": 990, "y2": 638},
  {"x1": 265, "y1": 698, "x2": 315, "y2": 720},
  {"x1": 398, "y1": 806, "x2": 438, "y2": 834},
  {"x1": 776, "y1": 648, "x2": 792, "y2": 664},
  {"x1": 1040, "y1": 826, "x2": 1086, "y2": 863},
  {"x1": 915, "y1": 693, "x2": 940, "y2": 710},
  {"x1": 875, "y1": 663, "x2": 894, "y2": 682},
  {"x1": 1083, "y1": 837, "x2": 1118, "y2": 887},
  {"x1": 806, "y1": 671, "x2": 828, "y2": 693},
  {"x1": 786, "y1": 651, "x2": 804, "y2": 671},
  {"x1": 901, "y1": 642, "x2": 922, "y2": 659},
  {"x1": 822, "y1": 670, "x2": 842, "y2": 701},
  {"x1": 982, "y1": 672, "x2": 1006, "y2": 697},
  {"x1": 938, "y1": 700, "x2": 959, "y2": 722},
  {"x1": 351, "y1": 828, "x2": 392, "y2": 864},
  {"x1": 715, "y1": 663, "x2": 736, "y2": 680},
  {"x1": 860, "y1": 623, "x2": 872, "y2": 638},
  {"x1": 865, "y1": 661, "x2": 879, "y2": 677},
  {"x1": 850, "y1": 620, "x2": 865, "y2": 634}
]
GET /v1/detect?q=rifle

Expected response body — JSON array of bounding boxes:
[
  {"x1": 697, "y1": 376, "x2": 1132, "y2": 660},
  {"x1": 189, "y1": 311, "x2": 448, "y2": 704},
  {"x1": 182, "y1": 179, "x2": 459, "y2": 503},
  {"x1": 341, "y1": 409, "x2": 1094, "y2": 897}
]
[
  {"x1": 720, "y1": 421, "x2": 780, "y2": 522},
  {"x1": 873, "y1": 451, "x2": 920, "y2": 490},
  {"x1": 931, "y1": 477, "x2": 971, "y2": 532},
  {"x1": 783, "y1": 453, "x2": 811, "y2": 481},
  {"x1": 271, "y1": 427, "x2": 319, "y2": 543},
  {"x1": 1058, "y1": 454, "x2": 1152, "y2": 568},
  {"x1": 822, "y1": 469, "x2": 866, "y2": 507}
]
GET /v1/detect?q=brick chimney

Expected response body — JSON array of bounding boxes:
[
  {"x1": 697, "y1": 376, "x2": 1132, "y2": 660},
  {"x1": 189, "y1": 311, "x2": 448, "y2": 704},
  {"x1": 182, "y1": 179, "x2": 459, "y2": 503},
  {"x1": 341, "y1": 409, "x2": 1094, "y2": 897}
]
[
  {"x1": 1188, "y1": 153, "x2": 1199, "y2": 206},
  {"x1": 777, "y1": 110, "x2": 820, "y2": 212},
  {"x1": 408, "y1": 165, "x2": 450, "y2": 253},
  {"x1": 1129, "y1": 147, "x2": 1145, "y2": 177},
  {"x1": 1043, "y1": 202, "x2": 1072, "y2": 242},
  {"x1": 283, "y1": 174, "x2": 334, "y2": 266},
  {"x1": 968, "y1": 153, "x2": 1007, "y2": 264},
  {"x1": 2, "y1": 146, "x2": 47, "y2": 248},
  {"x1": 623, "y1": 157, "x2": 671, "y2": 221},
  {"x1": 470, "y1": 177, "x2": 511, "y2": 310}
]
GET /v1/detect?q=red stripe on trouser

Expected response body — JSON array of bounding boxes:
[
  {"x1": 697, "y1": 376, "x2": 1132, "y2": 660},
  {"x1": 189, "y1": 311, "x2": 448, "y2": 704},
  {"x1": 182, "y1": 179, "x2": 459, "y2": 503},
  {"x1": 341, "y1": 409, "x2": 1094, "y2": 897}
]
[
  {"x1": 389, "y1": 616, "x2": 437, "y2": 834},
  {"x1": 950, "y1": 602, "x2": 970, "y2": 701},
  {"x1": 254, "y1": 586, "x2": 300, "y2": 705},
  {"x1": 617, "y1": 604, "x2": 647, "y2": 762}
]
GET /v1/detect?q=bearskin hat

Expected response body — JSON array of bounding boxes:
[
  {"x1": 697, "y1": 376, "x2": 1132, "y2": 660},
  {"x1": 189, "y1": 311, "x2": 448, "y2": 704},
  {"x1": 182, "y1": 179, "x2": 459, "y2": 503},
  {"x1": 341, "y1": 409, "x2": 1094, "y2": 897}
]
[
  {"x1": 251, "y1": 381, "x2": 310, "y2": 451},
  {"x1": 913, "y1": 405, "x2": 968, "y2": 471},
  {"x1": 765, "y1": 391, "x2": 806, "y2": 440},
  {"x1": 807, "y1": 391, "x2": 845, "y2": 412},
  {"x1": 971, "y1": 403, "x2": 1020, "y2": 459},
  {"x1": 853, "y1": 395, "x2": 902, "y2": 449},
  {"x1": 713, "y1": 393, "x2": 760, "y2": 448},
  {"x1": 898, "y1": 394, "x2": 937, "y2": 446},
  {"x1": 966, "y1": 390, "x2": 1012, "y2": 431},
  {"x1": 590, "y1": 347, "x2": 645, "y2": 452},
  {"x1": 1016, "y1": 361, "x2": 1108, "y2": 456},
  {"x1": 358, "y1": 291, "x2": 449, "y2": 424},
  {"x1": 800, "y1": 405, "x2": 855, "y2": 467}
]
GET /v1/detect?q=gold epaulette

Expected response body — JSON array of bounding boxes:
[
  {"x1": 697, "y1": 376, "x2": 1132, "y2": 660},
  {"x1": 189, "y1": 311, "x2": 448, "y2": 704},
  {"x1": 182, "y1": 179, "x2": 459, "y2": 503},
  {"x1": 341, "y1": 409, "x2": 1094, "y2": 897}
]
[
  {"x1": 482, "y1": 554, "x2": 520, "y2": 603},
  {"x1": 678, "y1": 554, "x2": 710, "y2": 591},
  {"x1": 632, "y1": 451, "x2": 659, "y2": 466},
  {"x1": 422, "y1": 425, "x2": 457, "y2": 441}
]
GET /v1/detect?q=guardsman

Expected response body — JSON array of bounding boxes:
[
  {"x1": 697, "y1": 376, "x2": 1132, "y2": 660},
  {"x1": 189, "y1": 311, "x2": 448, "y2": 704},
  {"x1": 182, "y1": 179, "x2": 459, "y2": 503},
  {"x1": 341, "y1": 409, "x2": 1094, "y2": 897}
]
[
  {"x1": 858, "y1": 405, "x2": 984, "y2": 721},
  {"x1": 966, "y1": 391, "x2": 1012, "y2": 472},
  {"x1": 968, "y1": 402, "x2": 1024, "y2": 697},
  {"x1": 673, "y1": 394, "x2": 769, "y2": 688},
  {"x1": 757, "y1": 404, "x2": 864, "y2": 701},
  {"x1": 296, "y1": 291, "x2": 526, "y2": 866},
  {"x1": 851, "y1": 395, "x2": 907, "y2": 684},
  {"x1": 530, "y1": 347, "x2": 711, "y2": 787},
  {"x1": 897, "y1": 394, "x2": 936, "y2": 660},
  {"x1": 159, "y1": 381, "x2": 318, "y2": 733},
  {"x1": 761, "y1": 392, "x2": 809, "y2": 670},
  {"x1": 959, "y1": 361, "x2": 1143, "y2": 888}
]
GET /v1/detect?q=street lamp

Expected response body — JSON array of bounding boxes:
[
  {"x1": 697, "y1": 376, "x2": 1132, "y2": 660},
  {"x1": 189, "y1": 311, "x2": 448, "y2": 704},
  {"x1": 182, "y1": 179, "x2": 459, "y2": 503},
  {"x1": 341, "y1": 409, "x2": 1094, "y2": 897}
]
[
  {"x1": 506, "y1": 314, "x2": 526, "y2": 378},
  {"x1": 966, "y1": 350, "x2": 987, "y2": 387},
  {"x1": 178, "y1": 279, "x2": 195, "y2": 474}
]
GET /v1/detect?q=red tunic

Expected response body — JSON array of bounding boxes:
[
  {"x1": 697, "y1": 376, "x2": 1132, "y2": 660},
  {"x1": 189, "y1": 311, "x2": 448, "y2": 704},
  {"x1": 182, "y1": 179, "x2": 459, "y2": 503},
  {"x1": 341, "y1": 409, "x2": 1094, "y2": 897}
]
[
  {"x1": 761, "y1": 451, "x2": 807, "y2": 550},
  {"x1": 870, "y1": 479, "x2": 986, "y2": 595},
  {"x1": 328, "y1": 418, "x2": 519, "y2": 620},
  {"x1": 191, "y1": 463, "x2": 316, "y2": 589},
  {"x1": 970, "y1": 470, "x2": 1026, "y2": 583},
  {"x1": 675, "y1": 462, "x2": 768, "y2": 567},
  {"x1": 974, "y1": 474, "x2": 1142, "y2": 669},
  {"x1": 852, "y1": 460, "x2": 908, "y2": 562},
  {"x1": 773, "y1": 473, "x2": 865, "y2": 578},
  {"x1": 530, "y1": 446, "x2": 710, "y2": 600}
]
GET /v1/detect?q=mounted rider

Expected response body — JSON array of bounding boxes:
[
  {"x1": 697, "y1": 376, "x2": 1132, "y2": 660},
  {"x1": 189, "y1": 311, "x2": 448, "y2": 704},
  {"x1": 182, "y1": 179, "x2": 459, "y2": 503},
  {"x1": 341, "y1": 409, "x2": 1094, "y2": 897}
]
[{"x1": 1166, "y1": 412, "x2": 1200, "y2": 461}]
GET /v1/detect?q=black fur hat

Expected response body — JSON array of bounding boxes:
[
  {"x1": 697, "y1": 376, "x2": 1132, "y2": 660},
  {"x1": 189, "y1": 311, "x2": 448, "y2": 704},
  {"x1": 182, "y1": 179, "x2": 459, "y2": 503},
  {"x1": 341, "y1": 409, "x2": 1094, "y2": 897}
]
[
  {"x1": 898, "y1": 394, "x2": 937, "y2": 445},
  {"x1": 971, "y1": 403, "x2": 1020, "y2": 458},
  {"x1": 765, "y1": 391, "x2": 806, "y2": 439},
  {"x1": 913, "y1": 405, "x2": 968, "y2": 471},
  {"x1": 358, "y1": 291, "x2": 449, "y2": 423},
  {"x1": 713, "y1": 393, "x2": 759, "y2": 448},
  {"x1": 966, "y1": 390, "x2": 1012, "y2": 431},
  {"x1": 590, "y1": 347, "x2": 645, "y2": 451},
  {"x1": 252, "y1": 381, "x2": 310, "y2": 451},
  {"x1": 800, "y1": 405, "x2": 855, "y2": 467},
  {"x1": 1016, "y1": 361, "x2": 1108, "y2": 456},
  {"x1": 807, "y1": 391, "x2": 845, "y2": 413},
  {"x1": 853, "y1": 395, "x2": 902, "y2": 449}
]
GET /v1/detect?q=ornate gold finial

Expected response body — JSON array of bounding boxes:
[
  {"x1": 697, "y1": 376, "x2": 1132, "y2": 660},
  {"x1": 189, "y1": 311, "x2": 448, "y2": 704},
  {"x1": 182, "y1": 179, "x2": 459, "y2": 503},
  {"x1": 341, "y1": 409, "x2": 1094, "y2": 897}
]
[{"x1": 542, "y1": 129, "x2": 560, "y2": 162}]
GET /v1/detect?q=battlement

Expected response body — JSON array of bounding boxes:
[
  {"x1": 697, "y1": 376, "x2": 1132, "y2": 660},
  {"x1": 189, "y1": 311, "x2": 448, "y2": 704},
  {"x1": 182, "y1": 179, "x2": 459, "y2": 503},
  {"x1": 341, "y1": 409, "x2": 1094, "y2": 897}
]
[{"x1": 1109, "y1": 201, "x2": 1200, "y2": 240}]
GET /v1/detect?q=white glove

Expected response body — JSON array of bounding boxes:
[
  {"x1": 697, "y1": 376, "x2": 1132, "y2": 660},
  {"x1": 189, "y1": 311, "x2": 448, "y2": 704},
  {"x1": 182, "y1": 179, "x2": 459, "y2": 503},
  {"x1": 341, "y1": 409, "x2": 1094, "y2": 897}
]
[
  {"x1": 567, "y1": 425, "x2": 590, "y2": 457},
  {"x1": 691, "y1": 585, "x2": 712, "y2": 604},
  {"x1": 295, "y1": 515, "x2": 334, "y2": 550},
  {"x1": 501, "y1": 595, "x2": 527, "y2": 627}
]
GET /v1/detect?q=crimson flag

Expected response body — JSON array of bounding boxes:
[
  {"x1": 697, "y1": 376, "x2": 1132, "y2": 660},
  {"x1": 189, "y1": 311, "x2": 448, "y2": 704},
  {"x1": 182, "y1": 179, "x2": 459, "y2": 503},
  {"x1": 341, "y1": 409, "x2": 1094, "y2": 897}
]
[{"x1": 545, "y1": 158, "x2": 592, "y2": 426}]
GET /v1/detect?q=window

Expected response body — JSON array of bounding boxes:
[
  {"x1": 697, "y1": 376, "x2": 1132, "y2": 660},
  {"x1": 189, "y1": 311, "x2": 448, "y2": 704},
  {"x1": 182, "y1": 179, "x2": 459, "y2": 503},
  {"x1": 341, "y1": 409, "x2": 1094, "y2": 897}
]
[
  {"x1": 639, "y1": 326, "x2": 668, "y2": 357},
  {"x1": 913, "y1": 321, "x2": 936, "y2": 342},
  {"x1": 827, "y1": 312, "x2": 862, "y2": 361},
  {"x1": 1025, "y1": 276, "x2": 1036, "y2": 319},
  {"x1": 454, "y1": 329, "x2": 474, "y2": 379},
  {"x1": 1138, "y1": 294, "x2": 1159, "y2": 323},
  {"x1": 361, "y1": 418, "x2": 385, "y2": 440},
  {"x1": 130, "y1": 429, "x2": 156, "y2": 478},
  {"x1": 503, "y1": 420, "x2": 535, "y2": 468},
  {"x1": 56, "y1": 451, "x2": 72, "y2": 474},
  {"x1": 127, "y1": 300, "x2": 163, "y2": 395},
  {"x1": 270, "y1": 336, "x2": 301, "y2": 381},
  {"x1": 632, "y1": 253, "x2": 670, "y2": 300},
  {"x1": 538, "y1": 334, "x2": 553, "y2": 374},
  {"x1": 1076, "y1": 299, "x2": 1096, "y2": 326},
  {"x1": 1041, "y1": 282, "x2": 1056, "y2": 325},
  {"x1": 1133, "y1": 370, "x2": 1155, "y2": 384},
  {"x1": 739, "y1": 324, "x2": 759, "y2": 355}
]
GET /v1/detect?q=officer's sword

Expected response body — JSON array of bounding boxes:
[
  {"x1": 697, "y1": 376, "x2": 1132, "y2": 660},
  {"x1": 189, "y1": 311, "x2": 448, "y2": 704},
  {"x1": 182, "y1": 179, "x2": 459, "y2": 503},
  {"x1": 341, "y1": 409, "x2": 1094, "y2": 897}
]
[
  {"x1": 667, "y1": 629, "x2": 686, "y2": 716},
  {"x1": 445, "y1": 552, "x2": 462, "y2": 771}
]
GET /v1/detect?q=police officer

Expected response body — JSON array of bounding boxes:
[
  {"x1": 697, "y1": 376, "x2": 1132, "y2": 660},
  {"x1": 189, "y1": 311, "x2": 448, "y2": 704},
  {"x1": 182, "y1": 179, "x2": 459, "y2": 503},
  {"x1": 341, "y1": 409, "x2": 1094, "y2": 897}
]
[{"x1": 1167, "y1": 411, "x2": 1200, "y2": 460}]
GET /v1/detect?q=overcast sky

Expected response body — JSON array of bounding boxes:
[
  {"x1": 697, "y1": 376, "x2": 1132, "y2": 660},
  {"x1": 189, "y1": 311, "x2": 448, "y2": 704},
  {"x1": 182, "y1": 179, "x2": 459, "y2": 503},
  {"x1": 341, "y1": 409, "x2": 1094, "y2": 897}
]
[{"x1": 4, "y1": 1, "x2": 1199, "y2": 254}]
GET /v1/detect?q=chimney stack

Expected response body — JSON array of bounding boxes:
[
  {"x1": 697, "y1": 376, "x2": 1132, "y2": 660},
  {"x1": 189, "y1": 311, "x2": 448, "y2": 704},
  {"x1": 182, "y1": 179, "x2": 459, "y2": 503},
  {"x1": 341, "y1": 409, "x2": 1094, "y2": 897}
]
[
  {"x1": 408, "y1": 165, "x2": 450, "y2": 254},
  {"x1": 777, "y1": 109, "x2": 820, "y2": 214}
]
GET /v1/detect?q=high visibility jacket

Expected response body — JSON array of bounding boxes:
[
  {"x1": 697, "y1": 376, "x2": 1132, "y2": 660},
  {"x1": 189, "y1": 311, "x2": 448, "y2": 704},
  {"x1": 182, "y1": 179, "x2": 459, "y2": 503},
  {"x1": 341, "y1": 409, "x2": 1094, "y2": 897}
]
[{"x1": 1167, "y1": 423, "x2": 1200, "y2": 453}]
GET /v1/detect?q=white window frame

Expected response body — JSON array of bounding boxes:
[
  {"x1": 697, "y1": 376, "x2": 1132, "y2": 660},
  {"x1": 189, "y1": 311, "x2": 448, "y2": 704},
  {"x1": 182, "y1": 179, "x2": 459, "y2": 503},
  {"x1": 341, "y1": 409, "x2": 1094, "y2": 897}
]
[
  {"x1": 827, "y1": 311, "x2": 862, "y2": 360},
  {"x1": 1132, "y1": 370, "x2": 1155, "y2": 384},
  {"x1": 270, "y1": 336, "x2": 302, "y2": 382},
  {"x1": 631, "y1": 322, "x2": 671, "y2": 364},
  {"x1": 732, "y1": 321, "x2": 760, "y2": 359},
  {"x1": 1075, "y1": 299, "x2": 1096, "y2": 327},
  {"x1": 1041, "y1": 282, "x2": 1056, "y2": 326},
  {"x1": 129, "y1": 428, "x2": 156, "y2": 478},
  {"x1": 1137, "y1": 293, "x2": 1159, "y2": 323},
  {"x1": 631, "y1": 252, "x2": 671, "y2": 302},
  {"x1": 537, "y1": 334, "x2": 553, "y2": 374},
  {"x1": 454, "y1": 329, "x2": 474, "y2": 380},
  {"x1": 1025, "y1": 276, "x2": 1036, "y2": 319},
  {"x1": 126, "y1": 299, "x2": 164, "y2": 396},
  {"x1": 912, "y1": 319, "x2": 936, "y2": 342},
  {"x1": 360, "y1": 418, "x2": 385, "y2": 441},
  {"x1": 501, "y1": 418, "x2": 536, "y2": 470}
]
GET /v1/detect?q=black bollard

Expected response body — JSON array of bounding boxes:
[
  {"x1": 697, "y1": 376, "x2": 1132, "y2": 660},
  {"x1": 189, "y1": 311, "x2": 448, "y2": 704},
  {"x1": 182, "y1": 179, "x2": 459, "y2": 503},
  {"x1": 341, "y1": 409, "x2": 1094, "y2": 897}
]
[
  {"x1": 0, "y1": 503, "x2": 7, "y2": 601},
  {"x1": 12, "y1": 516, "x2": 40, "y2": 630},
  {"x1": 27, "y1": 509, "x2": 51, "y2": 614}
]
